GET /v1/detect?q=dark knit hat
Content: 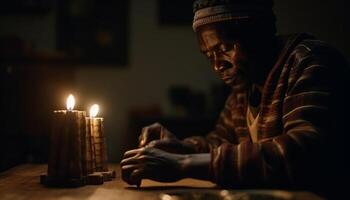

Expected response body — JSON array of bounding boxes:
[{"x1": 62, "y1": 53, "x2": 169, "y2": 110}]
[{"x1": 192, "y1": 0, "x2": 274, "y2": 31}]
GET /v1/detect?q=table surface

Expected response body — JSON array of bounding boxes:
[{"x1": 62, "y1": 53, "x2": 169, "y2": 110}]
[{"x1": 0, "y1": 164, "x2": 324, "y2": 200}]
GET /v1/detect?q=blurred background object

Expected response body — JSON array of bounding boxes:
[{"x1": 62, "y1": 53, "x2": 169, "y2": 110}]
[
  {"x1": 158, "y1": 0, "x2": 194, "y2": 25},
  {"x1": 0, "y1": 0, "x2": 349, "y2": 171},
  {"x1": 56, "y1": 0, "x2": 128, "y2": 65}
]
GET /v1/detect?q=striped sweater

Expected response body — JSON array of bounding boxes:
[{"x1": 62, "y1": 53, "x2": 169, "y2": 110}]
[{"x1": 184, "y1": 33, "x2": 349, "y2": 192}]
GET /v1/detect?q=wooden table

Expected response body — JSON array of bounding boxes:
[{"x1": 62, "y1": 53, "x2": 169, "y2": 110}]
[{"x1": 0, "y1": 164, "x2": 324, "y2": 200}]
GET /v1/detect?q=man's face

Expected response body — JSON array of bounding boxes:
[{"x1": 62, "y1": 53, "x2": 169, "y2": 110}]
[{"x1": 197, "y1": 25, "x2": 252, "y2": 86}]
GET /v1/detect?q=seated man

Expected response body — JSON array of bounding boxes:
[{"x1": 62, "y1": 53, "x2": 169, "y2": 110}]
[{"x1": 121, "y1": 0, "x2": 348, "y2": 198}]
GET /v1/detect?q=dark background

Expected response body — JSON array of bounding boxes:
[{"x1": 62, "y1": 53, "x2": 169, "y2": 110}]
[{"x1": 0, "y1": 0, "x2": 349, "y2": 171}]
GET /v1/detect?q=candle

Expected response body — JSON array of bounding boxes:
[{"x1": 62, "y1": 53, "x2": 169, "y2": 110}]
[
  {"x1": 42, "y1": 95, "x2": 115, "y2": 187},
  {"x1": 85, "y1": 104, "x2": 108, "y2": 173},
  {"x1": 47, "y1": 94, "x2": 86, "y2": 185}
]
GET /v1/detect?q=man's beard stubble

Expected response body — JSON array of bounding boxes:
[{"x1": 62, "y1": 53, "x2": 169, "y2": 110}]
[{"x1": 219, "y1": 60, "x2": 249, "y2": 87}]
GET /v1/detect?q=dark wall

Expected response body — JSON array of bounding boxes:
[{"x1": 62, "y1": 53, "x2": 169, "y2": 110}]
[
  {"x1": 0, "y1": 0, "x2": 349, "y2": 169},
  {"x1": 274, "y1": 0, "x2": 349, "y2": 61}
]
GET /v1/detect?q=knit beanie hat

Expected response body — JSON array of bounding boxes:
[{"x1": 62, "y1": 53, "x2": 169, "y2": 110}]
[{"x1": 192, "y1": 0, "x2": 275, "y2": 31}]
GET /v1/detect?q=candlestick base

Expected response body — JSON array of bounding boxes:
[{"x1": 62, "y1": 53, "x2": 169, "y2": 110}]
[
  {"x1": 40, "y1": 170, "x2": 116, "y2": 187},
  {"x1": 85, "y1": 170, "x2": 116, "y2": 185}
]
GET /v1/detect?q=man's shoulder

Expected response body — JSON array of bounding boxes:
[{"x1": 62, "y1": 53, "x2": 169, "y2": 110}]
[
  {"x1": 280, "y1": 33, "x2": 347, "y2": 70},
  {"x1": 289, "y1": 33, "x2": 344, "y2": 62},
  {"x1": 296, "y1": 38, "x2": 339, "y2": 58},
  {"x1": 280, "y1": 33, "x2": 349, "y2": 90}
]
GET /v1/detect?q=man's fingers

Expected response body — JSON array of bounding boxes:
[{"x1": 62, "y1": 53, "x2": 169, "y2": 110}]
[
  {"x1": 121, "y1": 164, "x2": 146, "y2": 186},
  {"x1": 147, "y1": 122, "x2": 162, "y2": 130},
  {"x1": 121, "y1": 148, "x2": 146, "y2": 166},
  {"x1": 121, "y1": 164, "x2": 140, "y2": 185},
  {"x1": 138, "y1": 127, "x2": 148, "y2": 147},
  {"x1": 139, "y1": 123, "x2": 163, "y2": 147},
  {"x1": 122, "y1": 148, "x2": 154, "y2": 166},
  {"x1": 123, "y1": 148, "x2": 143, "y2": 158},
  {"x1": 130, "y1": 168, "x2": 145, "y2": 185},
  {"x1": 121, "y1": 156, "x2": 139, "y2": 166},
  {"x1": 121, "y1": 164, "x2": 138, "y2": 171}
]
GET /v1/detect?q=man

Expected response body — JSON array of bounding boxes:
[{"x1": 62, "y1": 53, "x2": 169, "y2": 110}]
[{"x1": 121, "y1": 0, "x2": 348, "y2": 198}]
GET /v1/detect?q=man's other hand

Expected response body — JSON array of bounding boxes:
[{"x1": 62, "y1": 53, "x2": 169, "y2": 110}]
[{"x1": 138, "y1": 123, "x2": 176, "y2": 147}]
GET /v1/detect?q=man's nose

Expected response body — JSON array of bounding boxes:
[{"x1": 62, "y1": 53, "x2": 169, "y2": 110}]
[{"x1": 212, "y1": 53, "x2": 224, "y2": 72}]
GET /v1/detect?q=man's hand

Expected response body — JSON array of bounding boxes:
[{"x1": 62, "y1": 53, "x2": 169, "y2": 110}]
[
  {"x1": 138, "y1": 123, "x2": 176, "y2": 147},
  {"x1": 121, "y1": 147, "x2": 186, "y2": 186},
  {"x1": 138, "y1": 123, "x2": 196, "y2": 154}
]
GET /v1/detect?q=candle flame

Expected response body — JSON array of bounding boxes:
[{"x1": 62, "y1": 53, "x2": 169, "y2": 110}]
[
  {"x1": 66, "y1": 94, "x2": 75, "y2": 111},
  {"x1": 90, "y1": 104, "x2": 99, "y2": 118}
]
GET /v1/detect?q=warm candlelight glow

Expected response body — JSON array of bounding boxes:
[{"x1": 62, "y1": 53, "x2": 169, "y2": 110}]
[
  {"x1": 66, "y1": 94, "x2": 75, "y2": 111},
  {"x1": 89, "y1": 104, "x2": 99, "y2": 118}
]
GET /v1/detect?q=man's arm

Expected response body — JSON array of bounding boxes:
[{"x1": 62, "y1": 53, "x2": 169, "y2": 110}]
[
  {"x1": 121, "y1": 92, "x2": 241, "y2": 184},
  {"x1": 183, "y1": 92, "x2": 240, "y2": 153},
  {"x1": 142, "y1": 92, "x2": 240, "y2": 154}
]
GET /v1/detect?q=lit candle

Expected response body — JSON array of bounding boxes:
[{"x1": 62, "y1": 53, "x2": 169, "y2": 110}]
[
  {"x1": 86, "y1": 104, "x2": 108, "y2": 173},
  {"x1": 67, "y1": 94, "x2": 75, "y2": 111},
  {"x1": 47, "y1": 94, "x2": 86, "y2": 186}
]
